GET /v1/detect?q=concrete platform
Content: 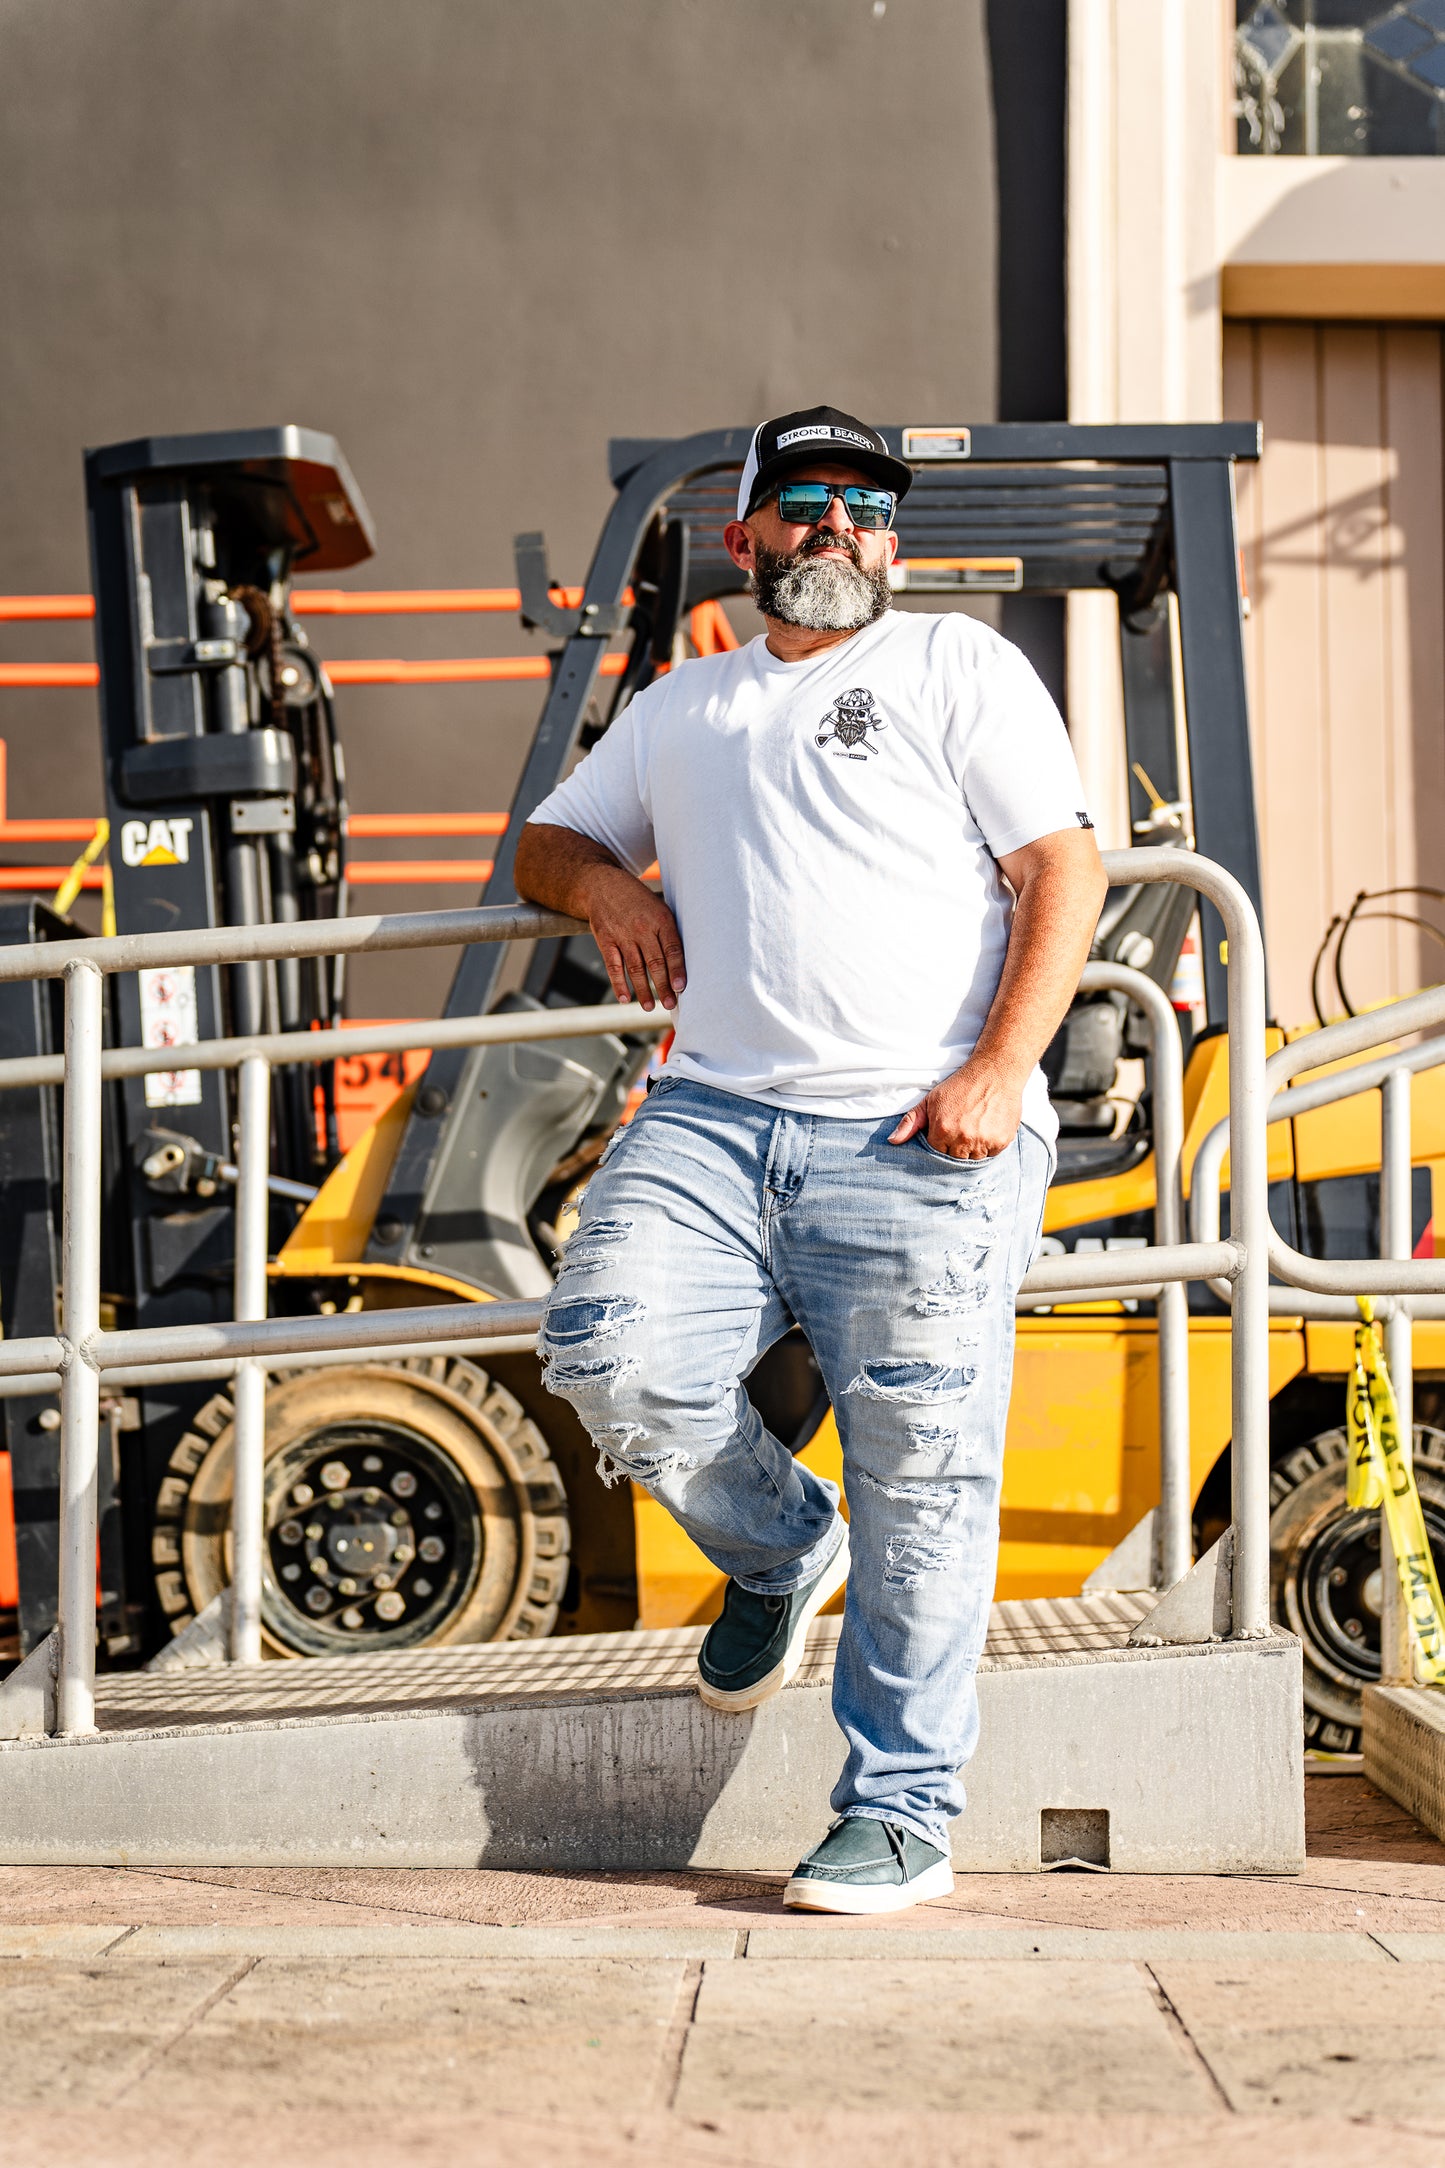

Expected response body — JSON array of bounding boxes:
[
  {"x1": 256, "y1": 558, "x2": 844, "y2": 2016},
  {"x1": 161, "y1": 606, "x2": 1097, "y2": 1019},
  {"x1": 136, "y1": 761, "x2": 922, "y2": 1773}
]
[
  {"x1": 0, "y1": 1596, "x2": 1304, "y2": 1872},
  {"x1": 1363, "y1": 1682, "x2": 1445, "y2": 1843}
]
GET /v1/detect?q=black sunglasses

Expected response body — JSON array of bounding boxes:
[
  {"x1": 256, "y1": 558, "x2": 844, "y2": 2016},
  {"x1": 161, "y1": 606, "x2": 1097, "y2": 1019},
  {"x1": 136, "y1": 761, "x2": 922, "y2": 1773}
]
[{"x1": 769, "y1": 480, "x2": 896, "y2": 531}]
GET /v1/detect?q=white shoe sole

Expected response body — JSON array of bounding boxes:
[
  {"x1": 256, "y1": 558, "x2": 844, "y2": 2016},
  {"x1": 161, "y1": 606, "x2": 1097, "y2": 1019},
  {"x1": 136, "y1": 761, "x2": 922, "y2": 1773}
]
[
  {"x1": 697, "y1": 1533, "x2": 850, "y2": 1713},
  {"x1": 782, "y1": 1855, "x2": 956, "y2": 1914}
]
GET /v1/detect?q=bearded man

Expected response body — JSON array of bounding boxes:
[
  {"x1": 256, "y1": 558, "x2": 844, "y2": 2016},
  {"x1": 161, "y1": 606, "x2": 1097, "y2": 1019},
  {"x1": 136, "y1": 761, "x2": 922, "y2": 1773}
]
[{"x1": 514, "y1": 406, "x2": 1106, "y2": 1914}]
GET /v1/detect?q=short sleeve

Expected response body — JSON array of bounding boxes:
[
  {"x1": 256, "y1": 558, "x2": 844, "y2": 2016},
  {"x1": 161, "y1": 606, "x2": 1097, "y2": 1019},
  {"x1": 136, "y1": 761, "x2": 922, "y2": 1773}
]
[
  {"x1": 527, "y1": 698, "x2": 656, "y2": 876},
  {"x1": 958, "y1": 632, "x2": 1092, "y2": 856}
]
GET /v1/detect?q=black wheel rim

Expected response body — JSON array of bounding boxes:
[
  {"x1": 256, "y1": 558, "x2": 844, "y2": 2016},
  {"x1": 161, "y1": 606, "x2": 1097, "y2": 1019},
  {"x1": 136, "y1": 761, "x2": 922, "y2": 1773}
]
[
  {"x1": 1296, "y1": 1497, "x2": 1445, "y2": 1684},
  {"x1": 262, "y1": 1417, "x2": 483, "y2": 1655}
]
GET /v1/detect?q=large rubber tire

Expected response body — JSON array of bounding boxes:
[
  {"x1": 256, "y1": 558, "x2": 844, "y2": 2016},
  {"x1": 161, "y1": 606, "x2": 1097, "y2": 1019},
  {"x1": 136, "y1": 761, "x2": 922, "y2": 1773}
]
[
  {"x1": 150, "y1": 1355, "x2": 570, "y2": 1658},
  {"x1": 1270, "y1": 1424, "x2": 1445, "y2": 1753}
]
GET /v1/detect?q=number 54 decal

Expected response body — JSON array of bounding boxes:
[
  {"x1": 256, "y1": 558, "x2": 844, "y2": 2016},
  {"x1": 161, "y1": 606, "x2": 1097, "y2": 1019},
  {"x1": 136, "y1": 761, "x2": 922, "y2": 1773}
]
[{"x1": 119, "y1": 817, "x2": 194, "y2": 868}]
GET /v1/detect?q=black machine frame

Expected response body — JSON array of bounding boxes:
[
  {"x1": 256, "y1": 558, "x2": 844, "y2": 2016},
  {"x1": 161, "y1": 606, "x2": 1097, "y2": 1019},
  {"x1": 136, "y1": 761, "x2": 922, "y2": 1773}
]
[
  {"x1": 3, "y1": 430, "x2": 377, "y2": 1655},
  {"x1": 0, "y1": 418, "x2": 1264, "y2": 1661},
  {"x1": 371, "y1": 421, "x2": 1265, "y2": 1278}
]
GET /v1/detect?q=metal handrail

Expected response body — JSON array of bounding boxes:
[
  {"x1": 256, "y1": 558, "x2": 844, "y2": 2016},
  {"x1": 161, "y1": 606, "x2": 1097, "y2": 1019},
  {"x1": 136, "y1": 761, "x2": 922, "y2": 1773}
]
[
  {"x1": 2, "y1": 846, "x2": 1276, "y2": 1732},
  {"x1": 1080, "y1": 961, "x2": 1191, "y2": 1590},
  {"x1": 1186, "y1": 998, "x2": 1445, "y2": 1689},
  {"x1": 0, "y1": 994, "x2": 670, "y2": 1091},
  {"x1": 1261, "y1": 992, "x2": 1445, "y2": 1296},
  {"x1": 0, "y1": 967, "x2": 1201, "y2": 1593},
  {"x1": 0, "y1": 900, "x2": 576, "y2": 982},
  {"x1": 1189, "y1": 1010, "x2": 1445, "y2": 1313}
]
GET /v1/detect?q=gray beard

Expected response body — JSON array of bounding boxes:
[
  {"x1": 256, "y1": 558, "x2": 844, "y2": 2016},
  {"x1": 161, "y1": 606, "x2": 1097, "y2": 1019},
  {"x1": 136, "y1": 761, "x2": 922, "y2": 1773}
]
[{"x1": 751, "y1": 539, "x2": 893, "y2": 632}]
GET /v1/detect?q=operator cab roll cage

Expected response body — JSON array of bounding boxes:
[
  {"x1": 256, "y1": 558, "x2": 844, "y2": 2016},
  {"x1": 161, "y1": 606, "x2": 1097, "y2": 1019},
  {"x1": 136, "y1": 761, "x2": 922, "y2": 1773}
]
[{"x1": 370, "y1": 423, "x2": 1264, "y2": 1266}]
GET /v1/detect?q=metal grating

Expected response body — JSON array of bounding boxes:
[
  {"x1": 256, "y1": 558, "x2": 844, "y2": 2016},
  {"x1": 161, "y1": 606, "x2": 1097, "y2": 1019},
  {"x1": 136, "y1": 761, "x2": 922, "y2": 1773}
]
[
  {"x1": 665, "y1": 465, "x2": 1172, "y2": 600},
  {"x1": 77, "y1": 1592, "x2": 1161, "y2": 1740}
]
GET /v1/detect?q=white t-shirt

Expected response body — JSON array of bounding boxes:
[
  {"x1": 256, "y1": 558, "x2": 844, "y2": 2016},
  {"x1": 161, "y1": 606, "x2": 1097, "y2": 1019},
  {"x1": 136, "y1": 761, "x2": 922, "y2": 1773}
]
[{"x1": 529, "y1": 610, "x2": 1090, "y2": 1149}]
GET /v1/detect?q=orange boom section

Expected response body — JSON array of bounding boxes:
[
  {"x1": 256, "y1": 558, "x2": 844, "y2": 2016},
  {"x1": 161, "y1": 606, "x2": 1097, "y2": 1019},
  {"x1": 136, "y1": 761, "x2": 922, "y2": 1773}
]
[{"x1": 0, "y1": 587, "x2": 745, "y2": 895}]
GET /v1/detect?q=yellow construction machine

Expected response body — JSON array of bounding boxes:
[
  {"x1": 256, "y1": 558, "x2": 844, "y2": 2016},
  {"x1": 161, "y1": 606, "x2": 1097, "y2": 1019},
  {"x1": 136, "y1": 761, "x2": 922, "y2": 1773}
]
[{"x1": 65, "y1": 423, "x2": 1441, "y2": 1753}]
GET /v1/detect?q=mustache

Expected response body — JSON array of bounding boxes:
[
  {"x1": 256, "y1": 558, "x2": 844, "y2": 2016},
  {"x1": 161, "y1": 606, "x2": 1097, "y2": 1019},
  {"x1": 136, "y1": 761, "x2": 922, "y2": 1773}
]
[{"x1": 793, "y1": 528, "x2": 864, "y2": 568}]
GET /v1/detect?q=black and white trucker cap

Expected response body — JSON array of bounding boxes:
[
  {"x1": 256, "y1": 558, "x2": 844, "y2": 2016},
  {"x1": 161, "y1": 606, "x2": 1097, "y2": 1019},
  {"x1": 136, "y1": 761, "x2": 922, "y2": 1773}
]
[{"x1": 736, "y1": 406, "x2": 913, "y2": 521}]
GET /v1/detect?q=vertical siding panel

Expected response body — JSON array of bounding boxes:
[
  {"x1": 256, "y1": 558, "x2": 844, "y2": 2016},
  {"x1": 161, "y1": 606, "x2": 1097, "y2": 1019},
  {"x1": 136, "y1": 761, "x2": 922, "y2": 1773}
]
[
  {"x1": 1382, "y1": 327, "x2": 1445, "y2": 1001},
  {"x1": 1319, "y1": 325, "x2": 1394, "y2": 1016},
  {"x1": 1240, "y1": 324, "x2": 1329, "y2": 1027},
  {"x1": 1223, "y1": 317, "x2": 1445, "y2": 1024}
]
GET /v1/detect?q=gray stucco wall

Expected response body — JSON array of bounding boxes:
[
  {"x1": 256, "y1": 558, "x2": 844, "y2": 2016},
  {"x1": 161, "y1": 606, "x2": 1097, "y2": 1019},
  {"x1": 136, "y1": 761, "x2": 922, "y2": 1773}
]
[{"x1": 0, "y1": 0, "x2": 996, "y2": 1011}]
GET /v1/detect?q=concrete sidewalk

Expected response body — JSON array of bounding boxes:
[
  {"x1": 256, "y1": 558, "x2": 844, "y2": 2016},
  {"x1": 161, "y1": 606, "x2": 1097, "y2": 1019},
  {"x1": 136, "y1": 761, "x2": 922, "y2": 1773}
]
[{"x1": 0, "y1": 1771, "x2": 1442, "y2": 2166}]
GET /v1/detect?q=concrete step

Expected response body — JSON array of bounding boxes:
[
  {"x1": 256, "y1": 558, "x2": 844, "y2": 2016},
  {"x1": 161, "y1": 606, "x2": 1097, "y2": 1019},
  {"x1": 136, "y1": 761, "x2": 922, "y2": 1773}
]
[
  {"x1": 0, "y1": 1596, "x2": 1304, "y2": 1873},
  {"x1": 1364, "y1": 1682, "x2": 1445, "y2": 1843}
]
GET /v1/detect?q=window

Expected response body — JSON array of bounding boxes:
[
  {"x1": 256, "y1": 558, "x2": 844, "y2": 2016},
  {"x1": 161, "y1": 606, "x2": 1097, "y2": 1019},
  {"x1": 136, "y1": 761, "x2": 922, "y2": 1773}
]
[{"x1": 1235, "y1": 3, "x2": 1445, "y2": 153}]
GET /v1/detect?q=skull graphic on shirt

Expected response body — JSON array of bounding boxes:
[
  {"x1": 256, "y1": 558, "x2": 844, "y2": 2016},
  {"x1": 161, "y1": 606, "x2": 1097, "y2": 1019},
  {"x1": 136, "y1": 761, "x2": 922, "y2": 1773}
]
[{"x1": 815, "y1": 687, "x2": 887, "y2": 758}]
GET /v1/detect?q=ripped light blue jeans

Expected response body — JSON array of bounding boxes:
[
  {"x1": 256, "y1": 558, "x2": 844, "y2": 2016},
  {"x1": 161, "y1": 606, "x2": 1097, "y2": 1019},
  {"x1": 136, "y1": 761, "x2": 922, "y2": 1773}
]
[{"x1": 539, "y1": 1077, "x2": 1050, "y2": 1850}]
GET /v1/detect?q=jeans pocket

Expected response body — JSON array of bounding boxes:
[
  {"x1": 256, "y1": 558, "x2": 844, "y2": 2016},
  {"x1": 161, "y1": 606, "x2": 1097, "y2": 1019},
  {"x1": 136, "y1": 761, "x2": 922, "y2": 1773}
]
[{"x1": 914, "y1": 1134, "x2": 996, "y2": 1170}]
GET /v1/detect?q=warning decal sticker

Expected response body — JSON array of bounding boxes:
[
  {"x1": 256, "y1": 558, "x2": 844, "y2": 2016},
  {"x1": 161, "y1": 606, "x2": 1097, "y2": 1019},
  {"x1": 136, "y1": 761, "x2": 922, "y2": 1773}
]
[{"x1": 139, "y1": 965, "x2": 203, "y2": 1109}]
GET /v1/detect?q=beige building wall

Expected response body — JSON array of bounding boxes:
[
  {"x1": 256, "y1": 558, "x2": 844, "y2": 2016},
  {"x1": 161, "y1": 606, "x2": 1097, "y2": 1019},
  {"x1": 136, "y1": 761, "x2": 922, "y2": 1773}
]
[
  {"x1": 1068, "y1": 2, "x2": 1445, "y2": 1024},
  {"x1": 1065, "y1": 0, "x2": 1224, "y2": 850},
  {"x1": 1225, "y1": 320, "x2": 1445, "y2": 1030}
]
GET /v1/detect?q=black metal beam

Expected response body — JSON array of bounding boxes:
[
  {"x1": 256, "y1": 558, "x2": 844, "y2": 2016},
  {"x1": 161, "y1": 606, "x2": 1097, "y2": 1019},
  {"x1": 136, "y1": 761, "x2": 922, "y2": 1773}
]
[
  {"x1": 1168, "y1": 457, "x2": 1266, "y2": 1024},
  {"x1": 366, "y1": 430, "x2": 754, "y2": 1266},
  {"x1": 1120, "y1": 597, "x2": 1181, "y2": 825},
  {"x1": 884, "y1": 423, "x2": 1261, "y2": 463},
  {"x1": 611, "y1": 422, "x2": 1261, "y2": 482}
]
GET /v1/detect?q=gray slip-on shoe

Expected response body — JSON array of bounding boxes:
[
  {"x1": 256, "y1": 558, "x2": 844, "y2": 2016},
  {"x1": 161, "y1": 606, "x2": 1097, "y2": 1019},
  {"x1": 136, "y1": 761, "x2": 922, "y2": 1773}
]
[
  {"x1": 696, "y1": 1532, "x2": 849, "y2": 1713},
  {"x1": 784, "y1": 1815, "x2": 955, "y2": 1914}
]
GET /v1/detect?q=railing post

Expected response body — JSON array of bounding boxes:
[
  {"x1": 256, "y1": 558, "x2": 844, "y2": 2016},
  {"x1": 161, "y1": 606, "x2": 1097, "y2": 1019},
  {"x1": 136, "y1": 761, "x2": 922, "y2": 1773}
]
[
  {"x1": 229, "y1": 1055, "x2": 271, "y2": 1664},
  {"x1": 1380, "y1": 1068, "x2": 1414, "y2": 1687},
  {"x1": 56, "y1": 958, "x2": 104, "y2": 1734},
  {"x1": 1224, "y1": 895, "x2": 1271, "y2": 1637},
  {"x1": 1148, "y1": 1000, "x2": 1191, "y2": 1592}
]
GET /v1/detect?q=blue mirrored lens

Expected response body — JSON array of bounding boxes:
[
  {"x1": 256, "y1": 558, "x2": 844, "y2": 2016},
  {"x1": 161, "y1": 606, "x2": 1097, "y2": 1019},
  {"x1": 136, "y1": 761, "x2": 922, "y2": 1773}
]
[
  {"x1": 776, "y1": 484, "x2": 832, "y2": 523},
  {"x1": 775, "y1": 482, "x2": 895, "y2": 529},
  {"x1": 843, "y1": 488, "x2": 895, "y2": 529}
]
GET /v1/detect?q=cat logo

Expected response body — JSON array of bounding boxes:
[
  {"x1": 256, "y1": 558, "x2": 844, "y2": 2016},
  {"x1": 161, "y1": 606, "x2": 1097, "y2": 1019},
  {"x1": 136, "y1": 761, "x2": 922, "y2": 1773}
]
[{"x1": 119, "y1": 817, "x2": 194, "y2": 869}]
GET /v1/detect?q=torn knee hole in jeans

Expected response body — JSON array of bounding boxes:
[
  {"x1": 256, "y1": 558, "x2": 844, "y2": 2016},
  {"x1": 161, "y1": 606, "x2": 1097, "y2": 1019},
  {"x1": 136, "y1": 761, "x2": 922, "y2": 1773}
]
[
  {"x1": 543, "y1": 1351, "x2": 641, "y2": 1400},
  {"x1": 906, "y1": 1421, "x2": 978, "y2": 1463},
  {"x1": 953, "y1": 1204, "x2": 996, "y2": 1246},
  {"x1": 883, "y1": 1526, "x2": 970, "y2": 1595},
  {"x1": 540, "y1": 1291, "x2": 646, "y2": 1352},
  {"x1": 912, "y1": 1246, "x2": 992, "y2": 1317},
  {"x1": 856, "y1": 1467, "x2": 973, "y2": 1585},
  {"x1": 856, "y1": 1466, "x2": 969, "y2": 1518},
  {"x1": 598, "y1": 1445, "x2": 696, "y2": 1487},
  {"x1": 843, "y1": 1359, "x2": 977, "y2": 1404},
  {"x1": 560, "y1": 1218, "x2": 633, "y2": 1274},
  {"x1": 883, "y1": 1533, "x2": 967, "y2": 1588},
  {"x1": 589, "y1": 1422, "x2": 695, "y2": 1489}
]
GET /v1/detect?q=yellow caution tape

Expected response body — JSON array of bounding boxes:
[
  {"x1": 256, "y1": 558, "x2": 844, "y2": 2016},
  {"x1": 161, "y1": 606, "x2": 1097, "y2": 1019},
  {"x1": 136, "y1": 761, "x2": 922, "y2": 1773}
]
[
  {"x1": 1347, "y1": 1296, "x2": 1445, "y2": 1683},
  {"x1": 51, "y1": 817, "x2": 110, "y2": 922}
]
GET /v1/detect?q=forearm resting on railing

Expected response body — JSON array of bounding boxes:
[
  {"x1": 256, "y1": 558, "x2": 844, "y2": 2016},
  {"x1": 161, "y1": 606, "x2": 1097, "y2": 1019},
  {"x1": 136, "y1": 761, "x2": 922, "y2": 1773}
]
[{"x1": 514, "y1": 820, "x2": 684, "y2": 1011}]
